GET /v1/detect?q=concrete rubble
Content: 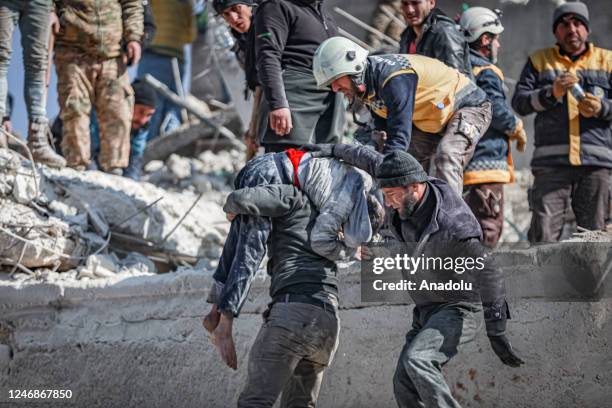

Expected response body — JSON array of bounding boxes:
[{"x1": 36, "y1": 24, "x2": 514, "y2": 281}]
[{"x1": 0, "y1": 147, "x2": 239, "y2": 284}]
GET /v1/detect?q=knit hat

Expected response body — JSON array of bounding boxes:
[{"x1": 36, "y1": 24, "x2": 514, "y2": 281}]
[
  {"x1": 553, "y1": 1, "x2": 589, "y2": 32},
  {"x1": 375, "y1": 151, "x2": 428, "y2": 188},
  {"x1": 213, "y1": 0, "x2": 254, "y2": 15},
  {"x1": 132, "y1": 79, "x2": 158, "y2": 108}
]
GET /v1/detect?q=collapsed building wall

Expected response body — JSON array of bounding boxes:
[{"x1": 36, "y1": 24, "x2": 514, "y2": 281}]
[{"x1": 1, "y1": 239, "x2": 611, "y2": 407}]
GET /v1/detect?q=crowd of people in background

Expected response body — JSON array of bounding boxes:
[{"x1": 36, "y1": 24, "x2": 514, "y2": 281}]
[{"x1": 0, "y1": 0, "x2": 205, "y2": 180}]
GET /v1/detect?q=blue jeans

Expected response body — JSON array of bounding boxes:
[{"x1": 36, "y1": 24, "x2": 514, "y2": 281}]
[
  {"x1": 90, "y1": 110, "x2": 148, "y2": 165},
  {"x1": 136, "y1": 50, "x2": 184, "y2": 141},
  {"x1": 393, "y1": 302, "x2": 482, "y2": 408},
  {"x1": 212, "y1": 154, "x2": 286, "y2": 316},
  {"x1": 0, "y1": 0, "x2": 50, "y2": 121}
]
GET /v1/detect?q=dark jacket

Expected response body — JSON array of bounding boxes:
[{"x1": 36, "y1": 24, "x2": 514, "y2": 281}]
[
  {"x1": 399, "y1": 8, "x2": 472, "y2": 77},
  {"x1": 512, "y1": 43, "x2": 612, "y2": 169},
  {"x1": 330, "y1": 143, "x2": 510, "y2": 334},
  {"x1": 464, "y1": 49, "x2": 519, "y2": 185},
  {"x1": 224, "y1": 184, "x2": 338, "y2": 303},
  {"x1": 254, "y1": 0, "x2": 337, "y2": 109}
]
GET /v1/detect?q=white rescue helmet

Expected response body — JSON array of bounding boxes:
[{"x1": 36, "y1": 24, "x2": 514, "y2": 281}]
[
  {"x1": 459, "y1": 7, "x2": 504, "y2": 44},
  {"x1": 313, "y1": 36, "x2": 369, "y2": 89}
]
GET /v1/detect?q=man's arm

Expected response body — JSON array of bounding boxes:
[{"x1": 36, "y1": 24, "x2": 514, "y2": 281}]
[
  {"x1": 379, "y1": 73, "x2": 418, "y2": 153},
  {"x1": 254, "y1": 0, "x2": 289, "y2": 110},
  {"x1": 477, "y1": 69, "x2": 520, "y2": 135},
  {"x1": 597, "y1": 74, "x2": 612, "y2": 120},
  {"x1": 512, "y1": 59, "x2": 559, "y2": 116},
  {"x1": 224, "y1": 185, "x2": 304, "y2": 218},
  {"x1": 120, "y1": 0, "x2": 144, "y2": 44},
  {"x1": 331, "y1": 143, "x2": 384, "y2": 176},
  {"x1": 468, "y1": 240, "x2": 524, "y2": 367}
]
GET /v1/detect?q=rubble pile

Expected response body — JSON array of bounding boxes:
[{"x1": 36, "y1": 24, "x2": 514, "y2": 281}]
[
  {"x1": 500, "y1": 169, "x2": 532, "y2": 242},
  {"x1": 0, "y1": 148, "x2": 233, "y2": 285},
  {"x1": 143, "y1": 150, "x2": 245, "y2": 196}
]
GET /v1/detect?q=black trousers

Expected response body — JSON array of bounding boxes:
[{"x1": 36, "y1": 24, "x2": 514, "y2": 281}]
[{"x1": 528, "y1": 166, "x2": 611, "y2": 243}]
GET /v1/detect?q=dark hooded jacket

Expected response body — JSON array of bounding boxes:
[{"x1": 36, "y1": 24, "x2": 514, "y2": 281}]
[
  {"x1": 399, "y1": 8, "x2": 472, "y2": 77},
  {"x1": 329, "y1": 143, "x2": 510, "y2": 334}
]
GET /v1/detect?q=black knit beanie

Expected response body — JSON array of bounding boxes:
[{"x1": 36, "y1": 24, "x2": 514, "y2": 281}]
[
  {"x1": 552, "y1": 1, "x2": 589, "y2": 32},
  {"x1": 376, "y1": 151, "x2": 428, "y2": 188},
  {"x1": 213, "y1": 0, "x2": 254, "y2": 15},
  {"x1": 132, "y1": 79, "x2": 158, "y2": 108}
]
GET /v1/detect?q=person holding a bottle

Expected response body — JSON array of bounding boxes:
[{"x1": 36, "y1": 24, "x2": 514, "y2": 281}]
[{"x1": 512, "y1": 1, "x2": 612, "y2": 242}]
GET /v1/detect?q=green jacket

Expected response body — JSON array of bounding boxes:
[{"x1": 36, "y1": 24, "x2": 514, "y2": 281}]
[{"x1": 54, "y1": 0, "x2": 144, "y2": 58}]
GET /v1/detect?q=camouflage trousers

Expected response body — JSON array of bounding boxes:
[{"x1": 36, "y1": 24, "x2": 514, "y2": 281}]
[
  {"x1": 55, "y1": 48, "x2": 133, "y2": 170},
  {"x1": 367, "y1": 0, "x2": 404, "y2": 49}
]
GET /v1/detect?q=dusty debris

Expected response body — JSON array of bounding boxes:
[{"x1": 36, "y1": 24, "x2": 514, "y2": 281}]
[{"x1": 0, "y1": 147, "x2": 234, "y2": 281}]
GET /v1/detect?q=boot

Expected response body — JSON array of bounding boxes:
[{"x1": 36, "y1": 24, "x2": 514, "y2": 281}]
[
  {"x1": 28, "y1": 118, "x2": 66, "y2": 168},
  {"x1": 123, "y1": 154, "x2": 143, "y2": 181}
]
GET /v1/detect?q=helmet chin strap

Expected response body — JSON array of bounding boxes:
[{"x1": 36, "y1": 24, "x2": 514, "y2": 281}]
[{"x1": 486, "y1": 42, "x2": 498, "y2": 64}]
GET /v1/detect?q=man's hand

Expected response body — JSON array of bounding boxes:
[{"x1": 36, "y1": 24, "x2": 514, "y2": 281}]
[
  {"x1": 578, "y1": 93, "x2": 602, "y2": 118},
  {"x1": 301, "y1": 143, "x2": 334, "y2": 158},
  {"x1": 356, "y1": 245, "x2": 375, "y2": 261},
  {"x1": 509, "y1": 128, "x2": 527, "y2": 152},
  {"x1": 552, "y1": 72, "x2": 578, "y2": 99},
  {"x1": 488, "y1": 335, "x2": 524, "y2": 367},
  {"x1": 269, "y1": 108, "x2": 292, "y2": 136},
  {"x1": 202, "y1": 303, "x2": 221, "y2": 334},
  {"x1": 245, "y1": 130, "x2": 259, "y2": 161},
  {"x1": 50, "y1": 12, "x2": 61, "y2": 34},
  {"x1": 211, "y1": 313, "x2": 238, "y2": 370},
  {"x1": 126, "y1": 41, "x2": 142, "y2": 66}
]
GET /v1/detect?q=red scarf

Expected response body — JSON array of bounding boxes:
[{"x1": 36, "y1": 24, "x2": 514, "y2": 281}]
[{"x1": 284, "y1": 148, "x2": 305, "y2": 188}]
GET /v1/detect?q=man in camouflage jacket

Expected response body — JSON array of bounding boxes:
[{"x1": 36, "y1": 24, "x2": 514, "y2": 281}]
[{"x1": 52, "y1": 0, "x2": 143, "y2": 172}]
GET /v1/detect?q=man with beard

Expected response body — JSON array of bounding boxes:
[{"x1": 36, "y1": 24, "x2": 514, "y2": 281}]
[
  {"x1": 512, "y1": 1, "x2": 612, "y2": 242},
  {"x1": 304, "y1": 142, "x2": 524, "y2": 408},
  {"x1": 313, "y1": 36, "x2": 492, "y2": 195},
  {"x1": 398, "y1": 0, "x2": 471, "y2": 76}
]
